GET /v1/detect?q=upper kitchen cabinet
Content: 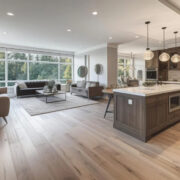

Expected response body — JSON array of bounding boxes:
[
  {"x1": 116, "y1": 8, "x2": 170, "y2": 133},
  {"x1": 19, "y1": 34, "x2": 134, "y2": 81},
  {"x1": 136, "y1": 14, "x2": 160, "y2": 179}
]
[
  {"x1": 145, "y1": 51, "x2": 159, "y2": 69},
  {"x1": 167, "y1": 47, "x2": 180, "y2": 70}
]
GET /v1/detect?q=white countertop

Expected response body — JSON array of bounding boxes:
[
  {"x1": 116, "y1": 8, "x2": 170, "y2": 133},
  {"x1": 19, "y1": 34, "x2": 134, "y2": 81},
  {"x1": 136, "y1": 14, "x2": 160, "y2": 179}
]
[
  {"x1": 162, "y1": 81, "x2": 180, "y2": 84},
  {"x1": 113, "y1": 84, "x2": 180, "y2": 96}
]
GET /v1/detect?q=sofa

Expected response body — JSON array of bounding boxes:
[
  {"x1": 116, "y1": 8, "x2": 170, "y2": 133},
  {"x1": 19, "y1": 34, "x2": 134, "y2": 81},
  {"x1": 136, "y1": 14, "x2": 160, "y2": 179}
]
[
  {"x1": 16, "y1": 81, "x2": 61, "y2": 97},
  {"x1": 0, "y1": 87, "x2": 10, "y2": 124},
  {"x1": 71, "y1": 81, "x2": 103, "y2": 99}
]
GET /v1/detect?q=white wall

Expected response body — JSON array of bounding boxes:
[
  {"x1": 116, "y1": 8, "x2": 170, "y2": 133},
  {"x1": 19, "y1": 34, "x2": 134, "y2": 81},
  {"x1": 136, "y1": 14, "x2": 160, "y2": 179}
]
[
  {"x1": 134, "y1": 58, "x2": 146, "y2": 84},
  {"x1": 74, "y1": 47, "x2": 108, "y2": 86},
  {"x1": 107, "y1": 46, "x2": 118, "y2": 87},
  {"x1": 89, "y1": 47, "x2": 108, "y2": 86},
  {"x1": 74, "y1": 45, "x2": 119, "y2": 87},
  {"x1": 74, "y1": 55, "x2": 85, "y2": 82}
]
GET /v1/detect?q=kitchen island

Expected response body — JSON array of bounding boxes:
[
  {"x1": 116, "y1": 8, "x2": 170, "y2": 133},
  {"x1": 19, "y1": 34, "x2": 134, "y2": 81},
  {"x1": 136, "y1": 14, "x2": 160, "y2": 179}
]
[{"x1": 113, "y1": 84, "x2": 180, "y2": 142}]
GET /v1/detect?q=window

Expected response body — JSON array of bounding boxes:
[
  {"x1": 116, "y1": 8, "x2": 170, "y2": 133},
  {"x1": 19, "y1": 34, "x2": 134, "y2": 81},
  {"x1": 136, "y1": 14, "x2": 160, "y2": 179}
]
[
  {"x1": 8, "y1": 52, "x2": 28, "y2": 60},
  {"x1": 8, "y1": 62, "x2": 27, "y2": 80},
  {"x1": 117, "y1": 58, "x2": 131, "y2": 85},
  {"x1": 0, "y1": 50, "x2": 73, "y2": 87},
  {"x1": 0, "y1": 83, "x2": 5, "y2": 87},
  {"x1": 60, "y1": 64, "x2": 72, "y2": 82},
  {"x1": 0, "y1": 52, "x2": 5, "y2": 59},
  {"x1": 29, "y1": 54, "x2": 59, "y2": 62},
  {"x1": 0, "y1": 61, "x2": 5, "y2": 81},
  {"x1": 60, "y1": 57, "x2": 72, "y2": 63},
  {"x1": 29, "y1": 62, "x2": 58, "y2": 80}
]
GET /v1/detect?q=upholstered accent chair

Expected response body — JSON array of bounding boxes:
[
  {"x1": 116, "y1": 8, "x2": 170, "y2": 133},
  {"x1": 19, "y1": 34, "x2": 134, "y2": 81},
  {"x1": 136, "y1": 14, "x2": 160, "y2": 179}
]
[
  {"x1": 71, "y1": 81, "x2": 103, "y2": 99},
  {"x1": 0, "y1": 87, "x2": 10, "y2": 124}
]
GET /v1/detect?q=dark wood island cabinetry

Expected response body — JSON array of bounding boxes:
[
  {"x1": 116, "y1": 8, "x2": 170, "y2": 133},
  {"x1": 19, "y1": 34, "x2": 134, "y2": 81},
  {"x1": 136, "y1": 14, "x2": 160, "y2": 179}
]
[{"x1": 114, "y1": 85, "x2": 180, "y2": 142}]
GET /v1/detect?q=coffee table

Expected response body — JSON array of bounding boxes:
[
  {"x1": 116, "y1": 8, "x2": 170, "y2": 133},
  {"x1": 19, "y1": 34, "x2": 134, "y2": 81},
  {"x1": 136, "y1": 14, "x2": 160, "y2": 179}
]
[{"x1": 36, "y1": 90, "x2": 66, "y2": 103}]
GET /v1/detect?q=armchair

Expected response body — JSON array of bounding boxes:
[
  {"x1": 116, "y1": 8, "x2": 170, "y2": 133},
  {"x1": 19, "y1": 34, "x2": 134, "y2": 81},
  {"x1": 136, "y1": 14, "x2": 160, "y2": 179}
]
[{"x1": 0, "y1": 88, "x2": 10, "y2": 124}]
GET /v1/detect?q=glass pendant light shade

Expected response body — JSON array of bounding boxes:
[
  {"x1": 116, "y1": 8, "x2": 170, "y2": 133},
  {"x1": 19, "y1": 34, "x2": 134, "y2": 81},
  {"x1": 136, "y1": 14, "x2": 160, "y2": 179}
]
[
  {"x1": 171, "y1": 54, "x2": 180, "y2": 63},
  {"x1": 159, "y1": 27, "x2": 170, "y2": 62},
  {"x1": 171, "y1": 31, "x2": 180, "y2": 63},
  {"x1": 159, "y1": 52, "x2": 170, "y2": 62},
  {"x1": 144, "y1": 49, "x2": 154, "y2": 61},
  {"x1": 144, "y1": 21, "x2": 154, "y2": 61}
]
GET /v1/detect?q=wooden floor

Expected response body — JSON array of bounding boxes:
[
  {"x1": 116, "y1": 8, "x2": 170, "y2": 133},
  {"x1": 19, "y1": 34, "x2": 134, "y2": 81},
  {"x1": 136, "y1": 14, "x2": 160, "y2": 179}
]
[{"x1": 0, "y1": 97, "x2": 180, "y2": 180}]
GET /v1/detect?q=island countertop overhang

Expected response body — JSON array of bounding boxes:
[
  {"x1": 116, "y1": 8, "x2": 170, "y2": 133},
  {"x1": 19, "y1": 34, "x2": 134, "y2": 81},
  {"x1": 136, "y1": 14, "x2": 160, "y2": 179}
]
[{"x1": 113, "y1": 84, "x2": 180, "y2": 96}]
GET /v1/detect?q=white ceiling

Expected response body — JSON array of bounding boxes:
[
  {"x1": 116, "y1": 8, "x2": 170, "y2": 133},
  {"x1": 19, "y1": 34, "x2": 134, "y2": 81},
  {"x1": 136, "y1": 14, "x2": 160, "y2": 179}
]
[{"x1": 0, "y1": 0, "x2": 180, "y2": 54}]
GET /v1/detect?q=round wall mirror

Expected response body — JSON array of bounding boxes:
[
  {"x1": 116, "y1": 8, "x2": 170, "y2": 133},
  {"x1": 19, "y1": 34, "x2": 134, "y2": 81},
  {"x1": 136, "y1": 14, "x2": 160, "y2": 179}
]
[{"x1": 78, "y1": 66, "x2": 88, "y2": 78}]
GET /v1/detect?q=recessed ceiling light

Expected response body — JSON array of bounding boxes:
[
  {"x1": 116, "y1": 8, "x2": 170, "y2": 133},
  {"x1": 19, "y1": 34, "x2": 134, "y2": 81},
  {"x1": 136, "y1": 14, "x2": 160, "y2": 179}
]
[
  {"x1": 67, "y1": 29, "x2": 72, "y2": 32},
  {"x1": 109, "y1": 37, "x2": 113, "y2": 40},
  {"x1": 3, "y1": 32, "x2": 7, "y2": 35},
  {"x1": 7, "y1": 12, "x2": 14, "y2": 16},
  {"x1": 92, "y1": 11, "x2": 98, "y2": 16},
  {"x1": 135, "y1": 35, "x2": 139, "y2": 38}
]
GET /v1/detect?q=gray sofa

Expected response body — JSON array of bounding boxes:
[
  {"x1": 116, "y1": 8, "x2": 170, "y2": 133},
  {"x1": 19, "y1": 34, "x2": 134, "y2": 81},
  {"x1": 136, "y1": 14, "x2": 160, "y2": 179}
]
[{"x1": 71, "y1": 81, "x2": 103, "y2": 99}]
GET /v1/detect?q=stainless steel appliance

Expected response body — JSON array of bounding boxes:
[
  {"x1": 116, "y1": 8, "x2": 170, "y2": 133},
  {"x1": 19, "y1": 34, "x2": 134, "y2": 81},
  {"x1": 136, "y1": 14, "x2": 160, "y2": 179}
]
[
  {"x1": 146, "y1": 69, "x2": 158, "y2": 80},
  {"x1": 169, "y1": 93, "x2": 180, "y2": 112}
]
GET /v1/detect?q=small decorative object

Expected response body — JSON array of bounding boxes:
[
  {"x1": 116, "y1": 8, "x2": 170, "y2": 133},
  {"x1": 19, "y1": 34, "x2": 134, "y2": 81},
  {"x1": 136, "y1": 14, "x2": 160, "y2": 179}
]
[
  {"x1": 159, "y1": 27, "x2": 170, "y2": 62},
  {"x1": 144, "y1": 21, "x2": 154, "y2": 61},
  {"x1": 43, "y1": 85, "x2": 49, "y2": 93},
  {"x1": 143, "y1": 81, "x2": 156, "y2": 87},
  {"x1": 137, "y1": 70, "x2": 143, "y2": 81},
  {"x1": 66, "y1": 79, "x2": 72, "y2": 85},
  {"x1": 52, "y1": 86, "x2": 57, "y2": 93},
  {"x1": 47, "y1": 80, "x2": 55, "y2": 93},
  {"x1": 95, "y1": 64, "x2": 103, "y2": 82},
  {"x1": 78, "y1": 66, "x2": 88, "y2": 78}
]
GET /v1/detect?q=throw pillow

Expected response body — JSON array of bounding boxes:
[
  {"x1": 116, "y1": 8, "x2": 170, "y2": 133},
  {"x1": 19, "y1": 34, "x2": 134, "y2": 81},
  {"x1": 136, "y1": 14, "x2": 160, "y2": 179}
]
[
  {"x1": 17, "y1": 82, "x2": 27, "y2": 89},
  {"x1": 85, "y1": 82, "x2": 91, "y2": 89},
  {"x1": 77, "y1": 81, "x2": 86, "y2": 88}
]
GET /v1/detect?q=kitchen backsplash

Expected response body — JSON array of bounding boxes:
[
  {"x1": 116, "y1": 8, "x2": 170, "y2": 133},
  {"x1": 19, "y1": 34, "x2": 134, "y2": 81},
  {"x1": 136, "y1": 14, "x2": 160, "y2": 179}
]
[{"x1": 168, "y1": 70, "x2": 180, "y2": 81}]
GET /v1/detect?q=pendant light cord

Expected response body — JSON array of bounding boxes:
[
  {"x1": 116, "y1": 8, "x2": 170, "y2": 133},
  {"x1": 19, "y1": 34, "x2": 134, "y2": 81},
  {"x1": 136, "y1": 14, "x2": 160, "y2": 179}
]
[
  {"x1": 147, "y1": 23, "x2": 149, "y2": 49},
  {"x1": 145, "y1": 21, "x2": 150, "y2": 50},
  {"x1": 162, "y1": 27, "x2": 166, "y2": 50},
  {"x1": 174, "y1": 31, "x2": 178, "y2": 48}
]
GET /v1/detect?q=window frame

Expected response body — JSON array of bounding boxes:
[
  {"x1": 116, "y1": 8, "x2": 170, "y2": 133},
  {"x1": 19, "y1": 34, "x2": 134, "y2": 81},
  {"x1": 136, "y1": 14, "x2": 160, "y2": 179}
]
[{"x1": 0, "y1": 50, "x2": 74, "y2": 87}]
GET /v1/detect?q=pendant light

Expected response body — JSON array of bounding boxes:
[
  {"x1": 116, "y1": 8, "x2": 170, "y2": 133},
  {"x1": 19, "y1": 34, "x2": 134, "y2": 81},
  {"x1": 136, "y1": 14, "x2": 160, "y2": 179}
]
[
  {"x1": 159, "y1": 27, "x2": 170, "y2": 62},
  {"x1": 171, "y1": 31, "x2": 180, "y2": 63},
  {"x1": 144, "y1": 21, "x2": 154, "y2": 61}
]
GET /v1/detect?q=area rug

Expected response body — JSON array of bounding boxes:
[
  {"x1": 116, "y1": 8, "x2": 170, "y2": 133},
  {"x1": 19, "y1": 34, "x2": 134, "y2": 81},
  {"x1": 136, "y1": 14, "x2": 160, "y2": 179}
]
[{"x1": 17, "y1": 94, "x2": 98, "y2": 116}]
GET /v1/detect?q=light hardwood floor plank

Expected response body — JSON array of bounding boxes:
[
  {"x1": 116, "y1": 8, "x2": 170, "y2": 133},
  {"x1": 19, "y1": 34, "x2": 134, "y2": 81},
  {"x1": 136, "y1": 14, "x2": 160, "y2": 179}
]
[{"x1": 0, "y1": 98, "x2": 180, "y2": 180}]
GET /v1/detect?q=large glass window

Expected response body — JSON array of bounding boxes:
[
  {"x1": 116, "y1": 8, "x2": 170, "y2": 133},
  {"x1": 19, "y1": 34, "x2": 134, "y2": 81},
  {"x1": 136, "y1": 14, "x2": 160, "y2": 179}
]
[
  {"x1": 117, "y1": 58, "x2": 131, "y2": 85},
  {"x1": 29, "y1": 54, "x2": 59, "y2": 62},
  {"x1": 29, "y1": 63, "x2": 58, "y2": 80},
  {"x1": 0, "y1": 52, "x2": 5, "y2": 59},
  {"x1": 8, "y1": 62, "x2": 27, "y2": 80},
  {"x1": 8, "y1": 52, "x2": 28, "y2": 60},
  {"x1": 0, "y1": 50, "x2": 73, "y2": 87},
  {"x1": 0, "y1": 61, "x2": 5, "y2": 81},
  {"x1": 60, "y1": 64, "x2": 72, "y2": 83}
]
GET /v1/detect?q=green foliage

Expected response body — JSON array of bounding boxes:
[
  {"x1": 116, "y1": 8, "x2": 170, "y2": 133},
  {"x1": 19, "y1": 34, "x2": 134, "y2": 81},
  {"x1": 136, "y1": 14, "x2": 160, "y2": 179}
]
[
  {"x1": 0, "y1": 61, "x2": 5, "y2": 80},
  {"x1": 63, "y1": 65, "x2": 72, "y2": 79},
  {"x1": 30, "y1": 63, "x2": 58, "y2": 80},
  {"x1": 0, "y1": 52, "x2": 73, "y2": 87},
  {"x1": 8, "y1": 62, "x2": 27, "y2": 80}
]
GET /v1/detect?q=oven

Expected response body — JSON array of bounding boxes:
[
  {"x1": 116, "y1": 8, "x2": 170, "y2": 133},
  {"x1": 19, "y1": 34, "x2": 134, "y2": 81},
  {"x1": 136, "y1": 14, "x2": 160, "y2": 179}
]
[
  {"x1": 169, "y1": 93, "x2": 180, "y2": 112},
  {"x1": 146, "y1": 69, "x2": 158, "y2": 81}
]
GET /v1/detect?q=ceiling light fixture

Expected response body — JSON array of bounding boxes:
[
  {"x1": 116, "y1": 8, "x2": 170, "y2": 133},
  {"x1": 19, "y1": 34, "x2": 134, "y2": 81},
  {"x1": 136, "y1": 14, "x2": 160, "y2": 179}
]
[
  {"x1": 159, "y1": 27, "x2": 170, "y2": 62},
  {"x1": 171, "y1": 31, "x2": 180, "y2": 63},
  {"x1": 92, "y1": 11, "x2": 98, "y2": 15},
  {"x1": 135, "y1": 35, "x2": 139, "y2": 38},
  {"x1": 7, "y1": 12, "x2": 14, "y2": 16},
  {"x1": 109, "y1": 36, "x2": 113, "y2": 40},
  {"x1": 67, "y1": 29, "x2": 72, "y2": 32},
  {"x1": 144, "y1": 21, "x2": 154, "y2": 61}
]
